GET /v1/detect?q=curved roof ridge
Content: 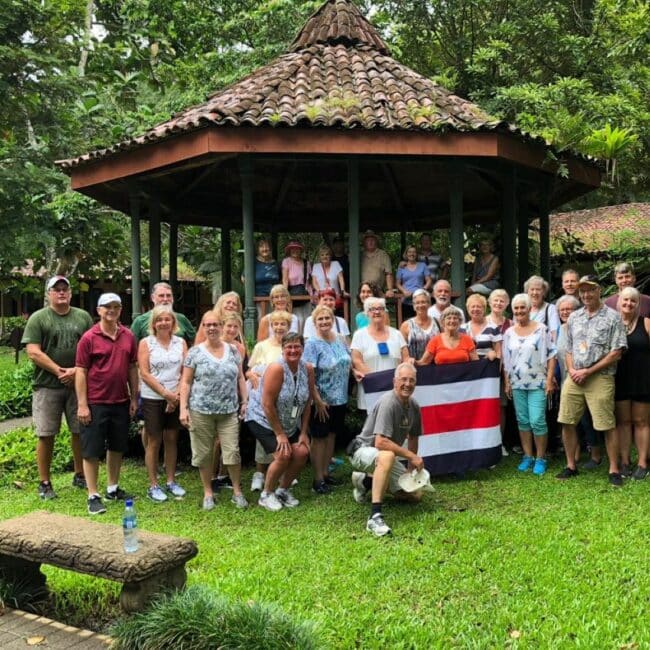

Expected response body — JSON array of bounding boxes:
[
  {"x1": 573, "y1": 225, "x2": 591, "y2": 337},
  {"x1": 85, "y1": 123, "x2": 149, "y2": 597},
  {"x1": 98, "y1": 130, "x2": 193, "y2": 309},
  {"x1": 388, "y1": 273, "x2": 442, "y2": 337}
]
[{"x1": 289, "y1": 0, "x2": 389, "y2": 55}]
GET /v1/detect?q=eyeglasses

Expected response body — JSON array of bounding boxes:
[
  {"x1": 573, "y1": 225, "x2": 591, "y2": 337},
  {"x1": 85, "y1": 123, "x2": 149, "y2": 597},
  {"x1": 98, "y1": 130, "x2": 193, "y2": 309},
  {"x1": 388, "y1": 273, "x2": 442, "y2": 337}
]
[
  {"x1": 368, "y1": 307, "x2": 385, "y2": 313},
  {"x1": 49, "y1": 287, "x2": 70, "y2": 293},
  {"x1": 203, "y1": 322, "x2": 223, "y2": 328}
]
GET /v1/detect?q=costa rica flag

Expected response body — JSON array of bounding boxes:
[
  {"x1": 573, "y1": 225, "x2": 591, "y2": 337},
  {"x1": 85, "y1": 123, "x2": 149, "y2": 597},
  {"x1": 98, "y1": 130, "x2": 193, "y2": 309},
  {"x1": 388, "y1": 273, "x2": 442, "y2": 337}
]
[{"x1": 361, "y1": 360, "x2": 502, "y2": 475}]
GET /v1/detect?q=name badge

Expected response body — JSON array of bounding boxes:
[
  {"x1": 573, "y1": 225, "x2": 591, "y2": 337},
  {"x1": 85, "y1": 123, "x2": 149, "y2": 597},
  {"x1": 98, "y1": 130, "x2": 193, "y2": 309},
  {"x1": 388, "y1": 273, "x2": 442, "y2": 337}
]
[
  {"x1": 291, "y1": 406, "x2": 299, "y2": 418},
  {"x1": 578, "y1": 341, "x2": 588, "y2": 355}
]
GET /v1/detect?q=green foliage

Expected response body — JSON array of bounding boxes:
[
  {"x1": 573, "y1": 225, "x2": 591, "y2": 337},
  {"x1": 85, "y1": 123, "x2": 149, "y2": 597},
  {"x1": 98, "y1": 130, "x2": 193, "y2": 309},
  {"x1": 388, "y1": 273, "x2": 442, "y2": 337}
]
[
  {"x1": 0, "y1": 576, "x2": 48, "y2": 612},
  {"x1": 110, "y1": 585, "x2": 320, "y2": 650},
  {"x1": 0, "y1": 425, "x2": 73, "y2": 484},
  {"x1": 0, "y1": 362, "x2": 33, "y2": 421}
]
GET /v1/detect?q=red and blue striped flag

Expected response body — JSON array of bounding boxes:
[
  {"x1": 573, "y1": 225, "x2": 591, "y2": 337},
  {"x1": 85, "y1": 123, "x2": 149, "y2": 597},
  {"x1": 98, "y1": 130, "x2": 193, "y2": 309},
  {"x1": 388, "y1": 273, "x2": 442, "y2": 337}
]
[{"x1": 361, "y1": 360, "x2": 502, "y2": 475}]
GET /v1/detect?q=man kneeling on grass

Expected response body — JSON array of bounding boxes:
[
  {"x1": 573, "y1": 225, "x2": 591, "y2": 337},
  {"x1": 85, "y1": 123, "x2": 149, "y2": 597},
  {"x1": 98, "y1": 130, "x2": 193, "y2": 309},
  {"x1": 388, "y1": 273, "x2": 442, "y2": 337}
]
[{"x1": 348, "y1": 362, "x2": 424, "y2": 537}]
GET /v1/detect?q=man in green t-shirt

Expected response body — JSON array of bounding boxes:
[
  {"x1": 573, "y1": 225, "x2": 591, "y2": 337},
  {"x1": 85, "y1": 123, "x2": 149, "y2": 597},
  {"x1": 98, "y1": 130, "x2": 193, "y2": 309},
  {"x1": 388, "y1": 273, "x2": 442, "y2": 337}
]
[
  {"x1": 130, "y1": 282, "x2": 196, "y2": 344},
  {"x1": 22, "y1": 276, "x2": 94, "y2": 500}
]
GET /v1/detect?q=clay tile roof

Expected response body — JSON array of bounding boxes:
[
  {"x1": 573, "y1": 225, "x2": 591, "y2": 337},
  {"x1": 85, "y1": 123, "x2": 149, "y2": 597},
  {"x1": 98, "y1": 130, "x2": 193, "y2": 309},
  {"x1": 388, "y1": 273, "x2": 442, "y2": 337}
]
[
  {"x1": 289, "y1": 0, "x2": 390, "y2": 54},
  {"x1": 550, "y1": 203, "x2": 650, "y2": 254},
  {"x1": 56, "y1": 0, "x2": 582, "y2": 170}
]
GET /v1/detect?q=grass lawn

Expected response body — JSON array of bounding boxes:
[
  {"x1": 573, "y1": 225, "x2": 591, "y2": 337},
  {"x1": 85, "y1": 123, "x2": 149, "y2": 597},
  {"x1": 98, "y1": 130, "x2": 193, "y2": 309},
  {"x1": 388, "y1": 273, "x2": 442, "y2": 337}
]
[{"x1": 0, "y1": 432, "x2": 648, "y2": 649}]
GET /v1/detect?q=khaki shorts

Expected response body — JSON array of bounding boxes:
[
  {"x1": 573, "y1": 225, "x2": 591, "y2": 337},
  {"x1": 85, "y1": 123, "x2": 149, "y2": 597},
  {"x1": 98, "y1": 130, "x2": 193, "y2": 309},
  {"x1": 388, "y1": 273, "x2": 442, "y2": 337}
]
[
  {"x1": 351, "y1": 446, "x2": 407, "y2": 495},
  {"x1": 558, "y1": 373, "x2": 616, "y2": 431},
  {"x1": 254, "y1": 440, "x2": 273, "y2": 465},
  {"x1": 32, "y1": 386, "x2": 80, "y2": 437},
  {"x1": 189, "y1": 411, "x2": 240, "y2": 468}
]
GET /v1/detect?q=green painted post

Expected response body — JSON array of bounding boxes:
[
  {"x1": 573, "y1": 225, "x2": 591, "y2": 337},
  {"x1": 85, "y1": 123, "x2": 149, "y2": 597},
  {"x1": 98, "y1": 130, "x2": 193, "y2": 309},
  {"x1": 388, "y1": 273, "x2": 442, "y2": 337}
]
[
  {"x1": 348, "y1": 158, "x2": 360, "y2": 327},
  {"x1": 129, "y1": 193, "x2": 142, "y2": 319},
  {"x1": 239, "y1": 156, "x2": 256, "y2": 339},
  {"x1": 539, "y1": 189, "x2": 551, "y2": 281},
  {"x1": 149, "y1": 198, "x2": 161, "y2": 287},
  {"x1": 221, "y1": 227, "x2": 232, "y2": 292},
  {"x1": 449, "y1": 163, "x2": 465, "y2": 307},
  {"x1": 169, "y1": 223, "x2": 178, "y2": 292},
  {"x1": 502, "y1": 167, "x2": 517, "y2": 298},
  {"x1": 517, "y1": 201, "x2": 530, "y2": 289}
]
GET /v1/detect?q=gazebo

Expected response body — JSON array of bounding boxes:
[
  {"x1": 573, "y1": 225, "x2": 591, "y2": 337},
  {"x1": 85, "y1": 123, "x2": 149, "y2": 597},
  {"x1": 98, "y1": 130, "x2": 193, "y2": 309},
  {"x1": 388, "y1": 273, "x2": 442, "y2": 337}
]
[{"x1": 57, "y1": 0, "x2": 601, "y2": 335}]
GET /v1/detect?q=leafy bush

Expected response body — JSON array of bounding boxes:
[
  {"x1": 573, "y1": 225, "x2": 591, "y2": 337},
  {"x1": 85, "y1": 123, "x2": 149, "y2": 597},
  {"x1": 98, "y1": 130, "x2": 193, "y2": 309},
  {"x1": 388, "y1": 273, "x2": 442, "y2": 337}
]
[
  {"x1": 0, "y1": 361, "x2": 33, "y2": 421},
  {"x1": 0, "y1": 426, "x2": 72, "y2": 485},
  {"x1": 0, "y1": 576, "x2": 48, "y2": 612},
  {"x1": 0, "y1": 316, "x2": 28, "y2": 346},
  {"x1": 111, "y1": 585, "x2": 320, "y2": 650}
]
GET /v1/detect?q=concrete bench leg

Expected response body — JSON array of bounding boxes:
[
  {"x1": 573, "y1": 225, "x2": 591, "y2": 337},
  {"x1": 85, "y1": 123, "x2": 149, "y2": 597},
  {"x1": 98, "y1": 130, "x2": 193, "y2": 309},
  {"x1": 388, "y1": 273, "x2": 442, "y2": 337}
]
[
  {"x1": 0, "y1": 554, "x2": 48, "y2": 601},
  {"x1": 119, "y1": 565, "x2": 187, "y2": 612}
]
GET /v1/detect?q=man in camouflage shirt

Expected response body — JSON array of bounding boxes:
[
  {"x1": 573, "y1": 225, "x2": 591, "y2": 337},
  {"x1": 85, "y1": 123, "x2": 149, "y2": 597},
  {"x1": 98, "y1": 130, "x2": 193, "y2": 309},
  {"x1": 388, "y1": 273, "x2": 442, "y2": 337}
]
[{"x1": 556, "y1": 275, "x2": 627, "y2": 486}]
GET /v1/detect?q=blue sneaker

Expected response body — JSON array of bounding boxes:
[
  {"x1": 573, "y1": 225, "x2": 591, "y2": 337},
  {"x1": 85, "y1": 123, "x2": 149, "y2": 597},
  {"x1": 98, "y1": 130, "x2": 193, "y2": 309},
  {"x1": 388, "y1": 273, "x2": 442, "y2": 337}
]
[
  {"x1": 532, "y1": 458, "x2": 548, "y2": 476},
  {"x1": 517, "y1": 456, "x2": 534, "y2": 472}
]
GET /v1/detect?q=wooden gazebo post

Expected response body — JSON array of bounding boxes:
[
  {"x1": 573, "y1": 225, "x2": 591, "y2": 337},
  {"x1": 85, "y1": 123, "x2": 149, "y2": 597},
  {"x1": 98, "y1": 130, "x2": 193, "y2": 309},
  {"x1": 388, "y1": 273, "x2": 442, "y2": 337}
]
[
  {"x1": 129, "y1": 192, "x2": 142, "y2": 317},
  {"x1": 240, "y1": 156, "x2": 257, "y2": 339},
  {"x1": 449, "y1": 162, "x2": 465, "y2": 307},
  {"x1": 348, "y1": 158, "x2": 360, "y2": 323}
]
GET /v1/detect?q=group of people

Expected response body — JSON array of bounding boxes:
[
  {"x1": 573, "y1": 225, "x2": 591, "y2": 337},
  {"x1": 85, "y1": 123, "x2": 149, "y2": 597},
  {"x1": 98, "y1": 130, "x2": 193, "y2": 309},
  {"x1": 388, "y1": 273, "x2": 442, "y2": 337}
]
[
  {"x1": 252, "y1": 231, "x2": 500, "y2": 323},
  {"x1": 20, "y1": 253, "x2": 649, "y2": 536}
]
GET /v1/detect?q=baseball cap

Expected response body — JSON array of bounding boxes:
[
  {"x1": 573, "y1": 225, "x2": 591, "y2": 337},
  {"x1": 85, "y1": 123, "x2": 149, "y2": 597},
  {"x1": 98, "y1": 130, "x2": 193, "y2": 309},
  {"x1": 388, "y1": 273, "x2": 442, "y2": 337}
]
[
  {"x1": 46, "y1": 276, "x2": 70, "y2": 291},
  {"x1": 97, "y1": 293, "x2": 122, "y2": 307},
  {"x1": 578, "y1": 275, "x2": 599, "y2": 289}
]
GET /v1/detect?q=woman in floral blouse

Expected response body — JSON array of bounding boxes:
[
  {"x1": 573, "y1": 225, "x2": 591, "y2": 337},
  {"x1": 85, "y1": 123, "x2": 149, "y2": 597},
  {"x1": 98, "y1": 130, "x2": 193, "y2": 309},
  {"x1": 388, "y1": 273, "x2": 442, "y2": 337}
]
[{"x1": 503, "y1": 294, "x2": 557, "y2": 476}]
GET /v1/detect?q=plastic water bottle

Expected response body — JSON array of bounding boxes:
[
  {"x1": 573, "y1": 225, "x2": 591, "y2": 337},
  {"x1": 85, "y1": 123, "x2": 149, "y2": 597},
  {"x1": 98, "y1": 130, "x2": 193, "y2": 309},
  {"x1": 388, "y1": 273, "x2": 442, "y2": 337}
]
[{"x1": 122, "y1": 498, "x2": 139, "y2": 553}]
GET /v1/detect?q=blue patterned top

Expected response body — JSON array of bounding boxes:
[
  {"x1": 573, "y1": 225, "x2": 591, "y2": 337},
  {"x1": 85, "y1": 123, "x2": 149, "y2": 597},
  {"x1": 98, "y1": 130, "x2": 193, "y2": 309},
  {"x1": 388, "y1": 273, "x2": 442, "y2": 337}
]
[
  {"x1": 246, "y1": 358, "x2": 310, "y2": 434},
  {"x1": 503, "y1": 324, "x2": 557, "y2": 390},
  {"x1": 183, "y1": 343, "x2": 241, "y2": 414},
  {"x1": 303, "y1": 336, "x2": 351, "y2": 406}
]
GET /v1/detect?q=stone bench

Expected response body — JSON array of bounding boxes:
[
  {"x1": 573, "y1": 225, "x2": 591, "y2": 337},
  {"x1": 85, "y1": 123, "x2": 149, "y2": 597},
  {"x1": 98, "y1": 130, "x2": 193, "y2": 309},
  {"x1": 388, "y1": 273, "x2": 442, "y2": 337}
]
[{"x1": 0, "y1": 511, "x2": 198, "y2": 612}]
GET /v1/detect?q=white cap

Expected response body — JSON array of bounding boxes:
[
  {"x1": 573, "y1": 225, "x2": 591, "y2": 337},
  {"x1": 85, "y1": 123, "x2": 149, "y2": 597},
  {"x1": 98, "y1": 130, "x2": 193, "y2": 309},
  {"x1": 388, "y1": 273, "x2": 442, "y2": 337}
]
[
  {"x1": 97, "y1": 292, "x2": 122, "y2": 307},
  {"x1": 46, "y1": 276, "x2": 70, "y2": 290}
]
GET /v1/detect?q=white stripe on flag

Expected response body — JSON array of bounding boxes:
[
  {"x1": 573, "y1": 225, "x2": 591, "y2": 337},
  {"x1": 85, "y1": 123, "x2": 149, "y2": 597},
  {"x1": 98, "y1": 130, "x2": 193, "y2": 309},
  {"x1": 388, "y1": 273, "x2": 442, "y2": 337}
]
[
  {"x1": 412, "y1": 376, "x2": 500, "y2": 406},
  {"x1": 417, "y1": 425, "x2": 502, "y2": 456}
]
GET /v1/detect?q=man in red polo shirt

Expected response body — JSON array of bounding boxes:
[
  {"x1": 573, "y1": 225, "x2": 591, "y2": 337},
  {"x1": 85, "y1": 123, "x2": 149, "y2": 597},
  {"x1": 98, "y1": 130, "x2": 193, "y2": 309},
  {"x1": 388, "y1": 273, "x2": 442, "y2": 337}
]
[{"x1": 75, "y1": 293, "x2": 138, "y2": 515}]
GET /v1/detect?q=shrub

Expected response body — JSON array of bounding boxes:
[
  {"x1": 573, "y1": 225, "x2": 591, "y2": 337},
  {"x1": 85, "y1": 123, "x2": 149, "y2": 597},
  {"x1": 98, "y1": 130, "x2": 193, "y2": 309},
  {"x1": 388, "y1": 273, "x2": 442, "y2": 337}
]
[
  {"x1": 0, "y1": 361, "x2": 33, "y2": 421},
  {"x1": 110, "y1": 585, "x2": 321, "y2": 650},
  {"x1": 0, "y1": 426, "x2": 72, "y2": 485},
  {"x1": 0, "y1": 576, "x2": 48, "y2": 612}
]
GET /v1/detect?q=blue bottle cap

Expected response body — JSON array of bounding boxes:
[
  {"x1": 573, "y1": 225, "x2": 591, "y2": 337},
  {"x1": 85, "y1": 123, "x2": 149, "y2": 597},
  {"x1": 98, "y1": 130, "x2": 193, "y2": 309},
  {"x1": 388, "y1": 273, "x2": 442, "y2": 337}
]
[{"x1": 125, "y1": 498, "x2": 134, "y2": 507}]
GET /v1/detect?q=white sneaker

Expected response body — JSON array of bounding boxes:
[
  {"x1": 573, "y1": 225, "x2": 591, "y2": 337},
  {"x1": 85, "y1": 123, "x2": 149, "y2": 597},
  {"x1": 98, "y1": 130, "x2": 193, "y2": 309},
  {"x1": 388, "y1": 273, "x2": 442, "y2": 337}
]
[
  {"x1": 165, "y1": 481, "x2": 186, "y2": 498},
  {"x1": 202, "y1": 495, "x2": 215, "y2": 511},
  {"x1": 258, "y1": 491, "x2": 283, "y2": 512},
  {"x1": 250, "y1": 472, "x2": 264, "y2": 492},
  {"x1": 275, "y1": 488, "x2": 299, "y2": 508},
  {"x1": 351, "y1": 471, "x2": 367, "y2": 503},
  {"x1": 366, "y1": 513, "x2": 391, "y2": 537},
  {"x1": 231, "y1": 493, "x2": 249, "y2": 509},
  {"x1": 501, "y1": 445, "x2": 509, "y2": 457},
  {"x1": 147, "y1": 485, "x2": 168, "y2": 502}
]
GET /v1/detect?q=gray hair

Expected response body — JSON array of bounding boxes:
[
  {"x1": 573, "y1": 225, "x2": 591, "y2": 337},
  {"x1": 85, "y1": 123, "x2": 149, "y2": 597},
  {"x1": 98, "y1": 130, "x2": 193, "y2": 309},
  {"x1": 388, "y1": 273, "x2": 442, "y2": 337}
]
[
  {"x1": 411, "y1": 288, "x2": 431, "y2": 304},
  {"x1": 557, "y1": 295, "x2": 580, "y2": 311},
  {"x1": 151, "y1": 282, "x2": 172, "y2": 297},
  {"x1": 524, "y1": 275, "x2": 549, "y2": 295},
  {"x1": 614, "y1": 262, "x2": 635, "y2": 276},
  {"x1": 511, "y1": 293, "x2": 531, "y2": 310},
  {"x1": 488, "y1": 288, "x2": 510, "y2": 305},
  {"x1": 394, "y1": 362, "x2": 416, "y2": 379},
  {"x1": 363, "y1": 296, "x2": 386, "y2": 315},
  {"x1": 440, "y1": 305, "x2": 462, "y2": 323},
  {"x1": 620, "y1": 286, "x2": 641, "y2": 318},
  {"x1": 433, "y1": 279, "x2": 451, "y2": 292}
]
